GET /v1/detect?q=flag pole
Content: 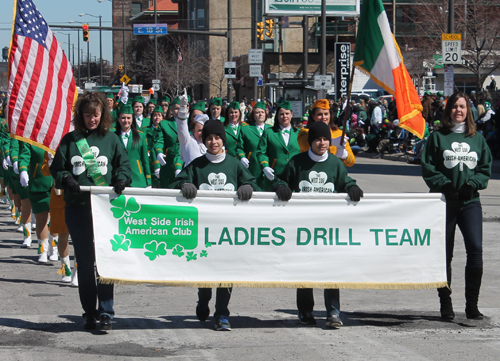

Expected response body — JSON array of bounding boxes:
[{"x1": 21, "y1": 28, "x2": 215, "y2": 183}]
[{"x1": 341, "y1": 65, "x2": 356, "y2": 143}]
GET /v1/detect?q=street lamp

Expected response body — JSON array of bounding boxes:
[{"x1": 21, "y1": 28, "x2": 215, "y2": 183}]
[
  {"x1": 68, "y1": 20, "x2": 85, "y2": 86},
  {"x1": 80, "y1": 13, "x2": 103, "y2": 85}
]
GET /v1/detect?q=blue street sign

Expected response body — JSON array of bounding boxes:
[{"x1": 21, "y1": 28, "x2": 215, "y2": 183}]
[
  {"x1": 257, "y1": 76, "x2": 263, "y2": 86},
  {"x1": 133, "y1": 24, "x2": 168, "y2": 35}
]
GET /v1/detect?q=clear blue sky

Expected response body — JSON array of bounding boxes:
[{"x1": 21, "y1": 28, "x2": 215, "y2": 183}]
[{"x1": 1, "y1": 0, "x2": 113, "y2": 64}]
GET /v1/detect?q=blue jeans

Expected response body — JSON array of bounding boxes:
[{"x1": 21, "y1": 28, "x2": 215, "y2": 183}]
[
  {"x1": 65, "y1": 205, "x2": 114, "y2": 318},
  {"x1": 446, "y1": 201, "x2": 483, "y2": 269},
  {"x1": 297, "y1": 288, "x2": 340, "y2": 317}
]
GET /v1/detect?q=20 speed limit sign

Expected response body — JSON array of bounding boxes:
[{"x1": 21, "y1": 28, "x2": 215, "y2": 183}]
[{"x1": 442, "y1": 33, "x2": 462, "y2": 64}]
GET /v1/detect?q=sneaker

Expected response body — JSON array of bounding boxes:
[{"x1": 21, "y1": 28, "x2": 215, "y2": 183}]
[
  {"x1": 215, "y1": 316, "x2": 231, "y2": 331},
  {"x1": 21, "y1": 237, "x2": 32, "y2": 248},
  {"x1": 325, "y1": 314, "x2": 343, "y2": 328},
  {"x1": 99, "y1": 314, "x2": 112, "y2": 331},
  {"x1": 299, "y1": 311, "x2": 317, "y2": 325},
  {"x1": 16, "y1": 225, "x2": 23, "y2": 232},
  {"x1": 196, "y1": 303, "x2": 210, "y2": 322}
]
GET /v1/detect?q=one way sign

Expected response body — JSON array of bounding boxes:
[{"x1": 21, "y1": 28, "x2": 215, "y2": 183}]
[{"x1": 224, "y1": 61, "x2": 236, "y2": 79}]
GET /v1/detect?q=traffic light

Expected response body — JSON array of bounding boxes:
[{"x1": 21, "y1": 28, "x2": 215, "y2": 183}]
[
  {"x1": 257, "y1": 22, "x2": 264, "y2": 41},
  {"x1": 265, "y1": 19, "x2": 274, "y2": 39},
  {"x1": 82, "y1": 24, "x2": 89, "y2": 42}
]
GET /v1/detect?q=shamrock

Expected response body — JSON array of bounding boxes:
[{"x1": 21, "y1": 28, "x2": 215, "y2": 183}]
[
  {"x1": 299, "y1": 171, "x2": 334, "y2": 193},
  {"x1": 205, "y1": 242, "x2": 212, "y2": 248},
  {"x1": 199, "y1": 172, "x2": 235, "y2": 191},
  {"x1": 144, "y1": 241, "x2": 167, "y2": 261},
  {"x1": 200, "y1": 250, "x2": 208, "y2": 258},
  {"x1": 443, "y1": 142, "x2": 478, "y2": 172},
  {"x1": 110, "y1": 234, "x2": 131, "y2": 252},
  {"x1": 110, "y1": 196, "x2": 141, "y2": 219},
  {"x1": 172, "y1": 244, "x2": 185, "y2": 258},
  {"x1": 70, "y1": 146, "x2": 108, "y2": 177},
  {"x1": 186, "y1": 251, "x2": 197, "y2": 262}
]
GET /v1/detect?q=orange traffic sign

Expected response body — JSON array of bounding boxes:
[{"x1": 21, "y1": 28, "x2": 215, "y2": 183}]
[{"x1": 442, "y1": 33, "x2": 462, "y2": 41}]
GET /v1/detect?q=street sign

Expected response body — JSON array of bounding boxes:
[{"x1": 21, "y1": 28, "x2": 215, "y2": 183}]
[
  {"x1": 224, "y1": 61, "x2": 236, "y2": 79},
  {"x1": 152, "y1": 79, "x2": 161, "y2": 84},
  {"x1": 152, "y1": 84, "x2": 160, "y2": 91},
  {"x1": 249, "y1": 65, "x2": 262, "y2": 77},
  {"x1": 265, "y1": 0, "x2": 360, "y2": 17},
  {"x1": 314, "y1": 75, "x2": 332, "y2": 90},
  {"x1": 257, "y1": 76, "x2": 263, "y2": 86},
  {"x1": 133, "y1": 24, "x2": 168, "y2": 35},
  {"x1": 248, "y1": 49, "x2": 263, "y2": 64},
  {"x1": 442, "y1": 33, "x2": 462, "y2": 64},
  {"x1": 444, "y1": 65, "x2": 454, "y2": 98},
  {"x1": 120, "y1": 74, "x2": 131, "y2": 85},
  {"x1": 334, "y1": 42, "x2": 351, "y2": 99}
]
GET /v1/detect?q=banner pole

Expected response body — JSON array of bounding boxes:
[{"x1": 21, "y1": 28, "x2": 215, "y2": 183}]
[{"x1": 341, "y1": 65, "x2": 356, "y2": 143}]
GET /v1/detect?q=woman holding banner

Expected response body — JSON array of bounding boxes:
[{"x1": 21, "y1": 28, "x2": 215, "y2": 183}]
[
  {"x1": 51, "y1": 92, "x2": 132, "y2": 331},
  {"x1": 421, "y1": 91, "x2": 492, "y2": 321}
]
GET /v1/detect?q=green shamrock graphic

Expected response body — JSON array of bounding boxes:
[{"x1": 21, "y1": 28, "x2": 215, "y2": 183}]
[
  {"x1": 200, "y1": 250, "x2": 208, "y2": 258},
  {"x1": 172, "y1": 244, "x2": 185, "y2": 258},
  {"x1": 144, "y1": 240, "x2": 167, "y2": 261},
  {"x1": 186, "y1": 251, "x2": 197, "y2": 262},
  {"x1": 110, "y1": 234, "x2": 131, "y2": 252},
  {"x1": 110, "y1": 196, "x2": 141, "y2": 219},
  {"x1": 205, "y1": 242, "x2": 212, "y2": 248}
]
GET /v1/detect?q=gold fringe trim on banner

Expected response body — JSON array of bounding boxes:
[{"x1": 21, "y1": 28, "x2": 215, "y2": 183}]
[{"x1": 97, "y1": 278, "x2": 447, "y2": 290}]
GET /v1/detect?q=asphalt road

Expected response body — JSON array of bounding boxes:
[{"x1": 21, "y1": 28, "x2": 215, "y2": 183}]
[{"x1": 1, "y1": 154, "x2": 499, "y2": 360}]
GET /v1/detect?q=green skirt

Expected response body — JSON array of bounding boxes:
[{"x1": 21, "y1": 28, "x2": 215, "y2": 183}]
[{"x1": 29, "y1": 190, "x2": 51, "y2": 214}]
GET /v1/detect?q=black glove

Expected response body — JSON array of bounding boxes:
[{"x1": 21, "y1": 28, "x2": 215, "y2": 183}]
[
  {"x1": 113, "y1": 179, "x2": 127, "y2": 195},
  {"x1": 181, "y1": 183, "x2": 197, "y2": 199},
  {"x1": 62, "y1": 175, "x2": 80, "y2": 193},
  {"x1": 347, "y1": 185, "x2": 364, "y2": 202},
  {"x1": 237, "y1": 184, "x2": 253, "y2": 201},
  {"x1": 441, "y1": 182, "x2": 459, "y2": 202},
  {"x1": 275, "y1": 185, "x2": 292, "y2": 201},
  {"x1": 458, "y1": 183, "x2": 474, "y2": 201}
]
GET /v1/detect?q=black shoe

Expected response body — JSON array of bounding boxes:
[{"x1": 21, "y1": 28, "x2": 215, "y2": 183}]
[
  {"x1": 299, "y1": 311, "x2": 316, "y2": 325},
  {"x1": 196, "y1": 303, "x2": 210, "y2": 322},
  {"x1": 440, "y1": 300, "x2": 455, "y2": 320},
  {"x1": 99, "y1": 314, "x2": 112, "y2": 331},
  {"x1": 83, "y1": 314, "x2": 96, "y2": 330},
  {"x1": 326, "y1": 314, "x2": 343, "y2": 328}
]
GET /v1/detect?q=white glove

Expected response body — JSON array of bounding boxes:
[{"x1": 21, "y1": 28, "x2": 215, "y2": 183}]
[
  {"x1": 2, "y1": 159, "x2": 8, "y2": 170},
  {"x1": 6, "y1": 156, "x2": 12, "y2": 167},
  {"x1": 263, "y1": 167, "x2": 275, "y2": 181},
  {"x1": 20, "y1": 171, "x2": 29, "y2": 187},
  {"x1": 119, "y1": 82, "x2": 129, "y2": 105},
  {"x1": 179, "y1": 88, "x2": 188, "y2": 107},
  {"x1": 13, "y1": 161, "x2": 19, "y2": 174},
  {"x1": 146, "y1": 185, "x2": 152, "y2": 189},
  {"x1": 336, "y1": 148, "x2": 349, "y2": 160},
  {"x1": 157, "y1": 153, "x2": 167, "y2": 166},
  {"x1": 177, "y1": 89, "x2": 189, "y2": 120},
  {"x1": 240, "y1": 158, "x2": 250, "y2": 168},
  {"x1": 175, "y1": 169, "x2": 181, "y2": 177},
  {"x1": 331, "y1": 136, "x2": 348, "y2": 148},
  {"x1": 154, "y1": 168, "x2": 160, "y2": 178},
  {"x1": 47, "y1": 152, "x2": 54, "y2": 167}
]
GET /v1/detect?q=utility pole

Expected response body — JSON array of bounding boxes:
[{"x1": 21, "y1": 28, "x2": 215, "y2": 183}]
[
  {"x1": 227, "y1": 0, "x2": 233, "y2": 102},
  {"x1": 154, "y1": 0, "x2": 158, "y2": 81},
  {"x1": 303, "y1": 16, "x2": 308, "y2": 83},
  {"x1": 253, "y1": 0, "x2": 258, "y2": 102},
  {"x1": 77, "y1": 28, "x2": 80, "y2": 87},
  {"x1": 122, "y1": 2, "x2": 127, "y2": 75},
  {"x1": 87, "y1": 41, "x2": 90, "y2": 82},
  {"x1": 99, "y1": 15, "x2": 103, "y2": 85},
  {"x1": 448, "y1": 0, "x2": 454, "y2": 33},
  {"x1": 321, "y1": 0, "x2": 326, "y2": 75}
]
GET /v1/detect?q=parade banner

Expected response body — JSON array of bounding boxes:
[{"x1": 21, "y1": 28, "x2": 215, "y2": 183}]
[{"x1": 89, "y1": 187, "x2": 447, "y2": 289}]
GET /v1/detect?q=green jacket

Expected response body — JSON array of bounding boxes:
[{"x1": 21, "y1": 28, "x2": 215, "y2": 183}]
[
  {"x1": 421, "y1": 128, "x2": 492, "y2": 207},
  {"x1": 224, "y1": 123, "x2": 244, "y2": 158},
  {"x1": 170, "y1": 154, "x2": 258, "y2": 191},
  {"x1": 50, "y1": 130, "x2": 132, "y2": 207},
  {"x1": 19, "y1": 143, "x2": 53, "y2": 193},
  {"x1": 136, "y1": 116, "x2": 151, "y2": 129},
  {"x1": 141, "y1": 123, "x2": 161, "y2": 187},
  {"x1": 153, "y1": 118, "x2": 183, "y2": 187},
  {"x1": 237, "y1": 123, "x2": 271, "y2": 190},
  {"x1": 274, "y1": 152, "x2": 357, "y2": 193},
  {"x1": 117, "y1": 130, "x2": 151, "y2": 188}
]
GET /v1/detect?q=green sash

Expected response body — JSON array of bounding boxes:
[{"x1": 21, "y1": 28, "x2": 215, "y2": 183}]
[{"x1": 72, "y1": 132, "x2": 109, "y2": 186}]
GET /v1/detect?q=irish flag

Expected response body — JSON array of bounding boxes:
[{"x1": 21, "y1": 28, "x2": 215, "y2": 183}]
[{"x1": 353, "y1": 0, "x2": 425, "y2": 139}]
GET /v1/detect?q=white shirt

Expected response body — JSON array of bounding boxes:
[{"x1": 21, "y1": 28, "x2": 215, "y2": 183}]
[
  {"x1": 279, "y1": 125, "x2": 291, "y2": 146},
  {"x1": 371, "y1": 106, "x2": 383, "y2": 125},
  {"x1": 256, "y1": 124, "x2": 265, "y2": 136},
  {"x1": 230, "y1": 122, "x2": 239, "y2": 135},
  {"x1": 121, "y1": 130, "x2": 131, "y2": 148},
  {"x1": 308, "y1": 149, "x2": 328, "y2": 162},
  {"x1": 175, "y1": 116, "x2": 207, "y2": 166},
  {"x1": 136, "y1": 115, "x2": 143, "y2": 128}
]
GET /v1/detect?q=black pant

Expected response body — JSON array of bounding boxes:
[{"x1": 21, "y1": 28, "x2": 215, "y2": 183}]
[
  {"x1": 198, "y1": 287, "x2": 232, "y2": 320},
  {"x1": 297, "y1": 288, "x2": 340, "y2": 317}
]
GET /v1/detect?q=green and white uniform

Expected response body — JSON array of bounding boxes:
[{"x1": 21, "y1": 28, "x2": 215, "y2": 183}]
[
  {"x1": 117, "y1": 130, "x2": 151, "y2": 188},
  {"x1": 224, "y1": 123, "x2": 244, "y2": 158},
  {"x1": 153, "y1": 118, "x2": 183, "y2": 188}
]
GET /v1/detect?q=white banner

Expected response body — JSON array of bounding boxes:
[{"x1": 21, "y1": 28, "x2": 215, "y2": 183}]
[{"x1": 89, "y1": 188, "x2": 447, "y2": 289}]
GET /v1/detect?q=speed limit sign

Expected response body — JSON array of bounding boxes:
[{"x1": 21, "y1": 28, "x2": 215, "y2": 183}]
[{"x1": 442, "y1": 33, "x2": 462, "y2": 64}]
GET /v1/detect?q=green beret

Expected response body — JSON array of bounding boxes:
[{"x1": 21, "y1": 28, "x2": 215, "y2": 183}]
[
  {"x1": 254, "y1": 101, "x2": 266, "y2": 110},
  {"x1": 437, "y1": 91, "x2": 444, "y2": 97},
  {"x1": 147, "y1": 98, "x2": 157, "y2": 105},
  {"x1": 169, "y1": 97, "x2": 180, "y2": 108},
  {"x1": 106, "y1": 93, "x2": 115, "y2": 100},
  {"x1": 278, "y1": 101, "x2": 292, "y2": 111},
  {"x1": 161, "y1": 95, "x2": 171, "y2": 103},
  {"x1": 120, "y1": 104, "x2": 133, "y2": 115},
  {"x1": 210, "y1": 97, "x2": 222, "y2": 106},
  {"x1": 424, "y1": 91, "x2": 431, "y2": 96},
  {"x1": 132, "y1": 96, "x2": 145, "y2": 104},
  {"x1": 191, "y1": 102, "x2": 206, "y2": 112},
  {"x1": 227, "y1": 101, "x2": 240, "y2": 110},
  {"x1": 152, "y1": 105, "x2": 164, "y2": 114}
]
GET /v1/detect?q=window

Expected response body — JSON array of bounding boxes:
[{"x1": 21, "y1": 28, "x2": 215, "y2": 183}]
[{"x1": 131, "y1": 2, "x2": 142, "y2": 17}]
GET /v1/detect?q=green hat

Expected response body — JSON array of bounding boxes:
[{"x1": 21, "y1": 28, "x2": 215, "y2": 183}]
[
  {"x1": 210, "y1": 97, "x2": 222, "y2": 106},
  {"x1": 485, "y1": 101, "x2": 491, "y2": 110},
  {"x1": 169, "y1": 97, "x2": 180, "y2": 108},
  {"x1": 152, "y1": 105, "x2": 163, "y2": 114},
  {"x1": 126, "y1": 98, "x2": 133, "y2": 105},
  {"x1": 106, "y1": 93, "x2": 115, "y2": 100},
  {"x1": 191, "y1": 101, "x2": 206, "y2": 112},
  {"x1": 424, "y1": 91, "x2": 431, "y2": 96},
  {"x1": 437, "y1": 91, "x2": 444, "y2": 97},
  {"x1": 161, "y1": 95, "x2": 171, "y2": 103},
  {"x1": 132, "y1": 96, "x2": 144, "y2": 104},
  {"x1": 147, "y1": 98, "x2": 157, "y2": 105},
  {"x1": 278, "y1": 101, "x2": 292, "y2": 111},
  {"x1": 120, "y1": 104, "x2": 133, "y2": 114},
  {"x1": 254, "y1": 101, "x2": 266, "y2": 110},
  {"x1": 227, "y1": 101, "x2": 240, "y2": 110}
]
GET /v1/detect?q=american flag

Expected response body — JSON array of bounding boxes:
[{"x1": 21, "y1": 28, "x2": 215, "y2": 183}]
[{"x1": 7, "y1": 0, "x2": 76, "y2": 153}]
